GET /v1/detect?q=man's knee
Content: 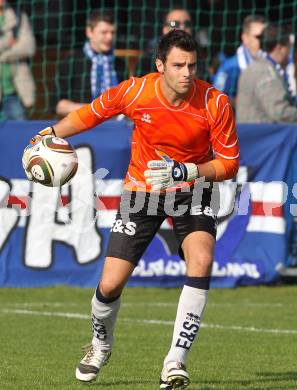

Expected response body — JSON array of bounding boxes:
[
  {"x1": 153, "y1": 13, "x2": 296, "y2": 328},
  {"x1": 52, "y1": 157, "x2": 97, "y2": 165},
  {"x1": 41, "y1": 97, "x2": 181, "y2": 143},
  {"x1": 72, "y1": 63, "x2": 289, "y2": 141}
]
[
  {"x1": 98, "y1": 281, "x2": 123, "y2": 300},
  {"x1": 182, "y1": 232, "x2": 214, "y2": 276},
  {"x1": 99, "y1": 256, "x2": 135, "y2": 299},
  {"x1": 183, "y1": 240, "x2": 213, "y2": 266},
  {"x1": 186, "y1": 251, "x2": 213, "y2": 276}
]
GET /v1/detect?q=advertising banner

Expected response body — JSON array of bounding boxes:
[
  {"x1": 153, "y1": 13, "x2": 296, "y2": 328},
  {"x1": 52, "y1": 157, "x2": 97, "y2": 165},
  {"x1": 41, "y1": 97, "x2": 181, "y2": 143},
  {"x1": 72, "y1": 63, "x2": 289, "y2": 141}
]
[{"x1": 1, "y1": 121, "x2": 296, "y2": 287}]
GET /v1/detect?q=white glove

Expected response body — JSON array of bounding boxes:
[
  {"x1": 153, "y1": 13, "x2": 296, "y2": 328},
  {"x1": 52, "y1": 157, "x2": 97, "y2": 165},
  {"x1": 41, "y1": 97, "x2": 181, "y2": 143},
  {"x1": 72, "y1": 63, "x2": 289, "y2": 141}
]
[
  {"x1": 144, "y1": 153, "x2": 198, "y2": 191},
  {"x1": 22, "y1": 144, "x2": 34, "y2": 181},
  {"x1": 23, "y1": 126, "x2": 56, "y2": 181}
]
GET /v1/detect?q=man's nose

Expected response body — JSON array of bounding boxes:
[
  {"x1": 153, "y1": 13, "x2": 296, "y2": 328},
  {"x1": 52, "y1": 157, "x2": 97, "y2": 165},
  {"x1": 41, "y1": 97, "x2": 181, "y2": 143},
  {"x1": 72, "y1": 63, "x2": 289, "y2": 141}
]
[{"x1": 183, "y1": 67, "x2": 190, "y2": 77}]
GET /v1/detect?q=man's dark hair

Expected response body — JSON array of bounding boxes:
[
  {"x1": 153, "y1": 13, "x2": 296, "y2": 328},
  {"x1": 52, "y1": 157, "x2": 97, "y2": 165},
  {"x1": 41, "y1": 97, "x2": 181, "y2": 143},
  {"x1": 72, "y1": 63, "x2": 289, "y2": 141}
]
[
  {"x1": 156, "y1": 30, "x2": 199, "y2": 63},
  {"x1": 242, "y1": 14, "x2": 266, "y2": 33},
  {"x1": 260, "y1": 24, "x2": 291, "y2": 52},
  {"x1": 86, "y1": 11, "x2": 114, "y2": 29}
]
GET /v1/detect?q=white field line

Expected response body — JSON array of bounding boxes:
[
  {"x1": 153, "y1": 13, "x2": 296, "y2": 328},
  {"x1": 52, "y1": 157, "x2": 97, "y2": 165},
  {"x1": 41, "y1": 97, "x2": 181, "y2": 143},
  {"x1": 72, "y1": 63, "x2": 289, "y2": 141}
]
[
  {"x1": 125, "y1": 302, "x2": 286, "y2": 308},
  {"x1": 2, "y1": 302, "x2": 80, "y2": 307},
  {"x1": 1, "y1": 301, "x2": 286, "y2": 308},
  {"x1": 1, "y1": 308, "x2": 297, "y2": 335},
  {"x1": 0, "y1": 309, "x2": 89, "y2": 320}
]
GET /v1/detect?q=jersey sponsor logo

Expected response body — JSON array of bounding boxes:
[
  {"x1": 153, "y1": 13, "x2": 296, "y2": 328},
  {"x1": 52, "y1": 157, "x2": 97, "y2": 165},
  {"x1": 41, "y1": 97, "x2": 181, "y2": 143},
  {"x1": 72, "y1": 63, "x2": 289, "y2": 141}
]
[
  {"x1": 111, "y1": 218, "x2": 137, "y2": 236},
  {"x1": 141, "y1": 113, "x2": 151, "y2": 123}
]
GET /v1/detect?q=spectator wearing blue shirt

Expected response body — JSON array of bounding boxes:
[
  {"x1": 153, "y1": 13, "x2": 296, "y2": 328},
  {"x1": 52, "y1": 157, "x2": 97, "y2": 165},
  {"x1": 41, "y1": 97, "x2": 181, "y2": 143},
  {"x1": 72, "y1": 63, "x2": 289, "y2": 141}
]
[{"x1": 213, "y1": 15, "x2": 266, "y2": 105}]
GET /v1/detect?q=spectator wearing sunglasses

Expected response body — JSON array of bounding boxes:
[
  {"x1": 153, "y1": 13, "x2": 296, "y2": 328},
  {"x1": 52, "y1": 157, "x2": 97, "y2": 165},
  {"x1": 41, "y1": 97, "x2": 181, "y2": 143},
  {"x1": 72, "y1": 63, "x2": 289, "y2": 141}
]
[
  {"x1": 137, "y1": 7, "x2": 193, "y2": 76},
  {"x1": 162, "y1": 8, "x2": 192, "y2": 35},
  {"x1": 212, "y1": 14, "x2": 267, "y2": 106}
]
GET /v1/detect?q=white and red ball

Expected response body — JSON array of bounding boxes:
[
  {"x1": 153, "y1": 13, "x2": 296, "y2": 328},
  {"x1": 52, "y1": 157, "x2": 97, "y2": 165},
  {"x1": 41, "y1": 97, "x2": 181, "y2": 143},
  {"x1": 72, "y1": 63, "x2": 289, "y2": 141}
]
[{"x1": 26, "y1": 136, "x2": 78, "y2": 187}]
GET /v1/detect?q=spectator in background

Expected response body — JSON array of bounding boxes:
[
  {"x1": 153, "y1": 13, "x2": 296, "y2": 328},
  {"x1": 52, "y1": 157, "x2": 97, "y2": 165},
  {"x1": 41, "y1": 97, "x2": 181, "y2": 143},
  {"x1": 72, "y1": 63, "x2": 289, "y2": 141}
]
[
  {"x1": 138, "y1": 7, "x2": 193, "y2": 75},
  {"x1": 212, "y1": 14, "x2": 266, "y2": 106},
  {"x1": 0, "y1": 0, "x2": 36, "y2": 120},
  {"x1": 54, "y1": 11, "x2": 122, "y2": 117},
  {"x1": 162, "y1": 8, "x2": 192, "y2": 35},
  {"x1": 236, "y1": 24, "x2": 297, "y2": 123}
]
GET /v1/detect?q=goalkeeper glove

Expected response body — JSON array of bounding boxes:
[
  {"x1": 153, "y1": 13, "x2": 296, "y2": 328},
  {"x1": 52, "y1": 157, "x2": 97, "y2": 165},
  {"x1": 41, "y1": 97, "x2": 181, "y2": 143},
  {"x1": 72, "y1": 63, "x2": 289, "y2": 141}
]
[
  {"x1": 30, "y1": 126, "x2": 56, "y2": 145},
  {"x1": 22, "y1": 144, "x2": 34, "y2": 181},
  {"x1": 23, "y1": 126, "x2": 56, "y2": 181},
  {"x1": 144, "y1": 152, "x2": 199, "y2": 191}
]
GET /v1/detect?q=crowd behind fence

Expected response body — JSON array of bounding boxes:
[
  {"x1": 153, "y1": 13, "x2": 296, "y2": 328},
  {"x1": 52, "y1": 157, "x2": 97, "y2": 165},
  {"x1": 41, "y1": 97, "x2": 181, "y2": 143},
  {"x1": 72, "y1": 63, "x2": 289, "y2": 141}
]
[{"x1": 1, "y1": 0, "x2": 296, "y2": 119}]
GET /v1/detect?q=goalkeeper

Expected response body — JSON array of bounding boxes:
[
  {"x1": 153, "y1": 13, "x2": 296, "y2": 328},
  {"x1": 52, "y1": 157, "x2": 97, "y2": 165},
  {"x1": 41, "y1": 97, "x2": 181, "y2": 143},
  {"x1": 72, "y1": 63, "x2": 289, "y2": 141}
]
[{"x1": 24, "y1": 30, "x2": 239, "y2": 389}]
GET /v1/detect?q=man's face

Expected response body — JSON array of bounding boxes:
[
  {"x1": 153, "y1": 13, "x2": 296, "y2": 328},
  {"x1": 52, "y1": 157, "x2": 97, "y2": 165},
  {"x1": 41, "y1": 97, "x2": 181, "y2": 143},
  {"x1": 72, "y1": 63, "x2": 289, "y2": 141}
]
[
  {"x1": 242, "y1": 22, "x2": 266, "y2": 55},
  {"x1": 156, "y1": 47, "x2": 197, "y2": 96},
  {"x1": 86, "y1": 21, "x2": 115, "y2": 53},
  {"x1": 163, "y1": 10, "x2": 192, "y2": 35}
]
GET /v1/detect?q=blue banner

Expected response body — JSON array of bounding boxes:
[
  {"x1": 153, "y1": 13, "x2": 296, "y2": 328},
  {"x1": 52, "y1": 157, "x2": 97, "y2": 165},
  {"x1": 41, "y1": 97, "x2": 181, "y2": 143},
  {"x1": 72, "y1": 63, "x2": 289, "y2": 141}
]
[{"x1": 0, "y1": 121, "x2": 296, "y2": 288}]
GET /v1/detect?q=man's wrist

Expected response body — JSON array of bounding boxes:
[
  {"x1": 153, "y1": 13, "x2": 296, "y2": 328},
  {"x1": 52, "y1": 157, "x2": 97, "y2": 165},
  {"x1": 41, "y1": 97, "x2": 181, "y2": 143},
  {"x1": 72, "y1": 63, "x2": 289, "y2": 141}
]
[
  {"x1": 184, "y1": 163, "x2": 199, "y2": 181},
  {"x1": 50, "y1": 126, "x2": 56, "y2": 137}
]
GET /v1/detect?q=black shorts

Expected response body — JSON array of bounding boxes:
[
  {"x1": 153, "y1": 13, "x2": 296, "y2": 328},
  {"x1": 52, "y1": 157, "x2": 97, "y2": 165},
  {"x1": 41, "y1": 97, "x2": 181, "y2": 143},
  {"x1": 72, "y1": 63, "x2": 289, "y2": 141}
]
[{"x1": 106, "y1": 185, "x2": 218, "y2": 264}]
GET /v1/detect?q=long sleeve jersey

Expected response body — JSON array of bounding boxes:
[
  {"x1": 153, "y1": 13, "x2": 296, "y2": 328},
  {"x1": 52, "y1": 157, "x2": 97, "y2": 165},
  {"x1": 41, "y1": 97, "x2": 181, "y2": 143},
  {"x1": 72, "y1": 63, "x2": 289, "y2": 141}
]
[{"x1": 69, "y1": 72, "x2": 239, "y2": 191}]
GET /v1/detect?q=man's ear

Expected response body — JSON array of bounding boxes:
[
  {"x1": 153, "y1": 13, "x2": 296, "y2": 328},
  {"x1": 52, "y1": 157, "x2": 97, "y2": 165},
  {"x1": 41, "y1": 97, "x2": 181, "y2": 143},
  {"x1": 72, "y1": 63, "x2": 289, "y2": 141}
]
[
  {"x1": 156, "y1": 58, "x2": 165, "y2": 73},
  {"x1": 86, "y1": 26, "x2": 92, "y2": 40}
]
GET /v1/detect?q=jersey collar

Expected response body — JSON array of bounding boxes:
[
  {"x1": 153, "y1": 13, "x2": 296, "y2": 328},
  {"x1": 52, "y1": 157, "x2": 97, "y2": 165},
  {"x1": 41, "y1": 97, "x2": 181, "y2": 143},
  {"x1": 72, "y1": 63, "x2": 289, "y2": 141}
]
[{"x1": 155, "y1": 77, "x2": 196, "y2": 111}]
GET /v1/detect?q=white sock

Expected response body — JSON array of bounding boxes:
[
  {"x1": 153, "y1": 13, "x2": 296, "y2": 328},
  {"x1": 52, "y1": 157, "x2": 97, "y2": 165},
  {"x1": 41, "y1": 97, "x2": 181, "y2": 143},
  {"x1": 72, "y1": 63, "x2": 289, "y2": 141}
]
[
  {"x1": 165, "y1": 285, "x2": 208, "y2": 365},
  {"x1": 91, "y1": 293, "x2": 121, "y2": 351}
]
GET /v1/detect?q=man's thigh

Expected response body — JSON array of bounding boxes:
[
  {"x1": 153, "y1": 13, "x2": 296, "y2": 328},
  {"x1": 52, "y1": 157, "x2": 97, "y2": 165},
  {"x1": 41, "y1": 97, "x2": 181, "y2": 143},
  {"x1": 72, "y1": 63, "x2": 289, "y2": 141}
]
[
  {"x1": 172, "y1": 188, "x2": 217, "y2": 261},
  {"x1": 100, "y1": 256, "x2": 136, "y2": 297},
  {"x1": 181, "y1": 231, "x2": 215, "y2": 276}
]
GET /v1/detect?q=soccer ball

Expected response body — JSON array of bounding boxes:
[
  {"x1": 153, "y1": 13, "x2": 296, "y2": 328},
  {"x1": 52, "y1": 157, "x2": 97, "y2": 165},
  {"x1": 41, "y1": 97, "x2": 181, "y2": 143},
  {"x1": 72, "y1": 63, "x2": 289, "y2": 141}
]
[{"x1": 24, "y1": 136, "x2": 78, "y2": 187}]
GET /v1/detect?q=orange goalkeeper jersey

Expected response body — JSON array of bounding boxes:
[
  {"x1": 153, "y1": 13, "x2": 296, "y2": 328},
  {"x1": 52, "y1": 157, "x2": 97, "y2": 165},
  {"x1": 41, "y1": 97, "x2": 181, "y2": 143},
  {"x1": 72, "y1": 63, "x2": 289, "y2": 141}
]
[{"x1": 70, "y1": 73, "x2": 239, "y2": 190}]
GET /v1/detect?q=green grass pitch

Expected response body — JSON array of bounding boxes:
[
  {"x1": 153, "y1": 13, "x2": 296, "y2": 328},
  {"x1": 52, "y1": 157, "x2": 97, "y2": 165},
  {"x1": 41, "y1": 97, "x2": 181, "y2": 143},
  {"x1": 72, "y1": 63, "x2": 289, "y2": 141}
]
[{"x1": 0, "y1": 286, "x2": 297, "y2": 389}]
